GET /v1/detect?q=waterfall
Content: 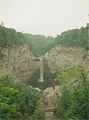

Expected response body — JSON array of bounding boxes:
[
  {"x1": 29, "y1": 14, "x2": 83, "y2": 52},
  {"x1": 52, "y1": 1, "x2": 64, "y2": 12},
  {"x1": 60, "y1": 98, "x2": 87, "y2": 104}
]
[{"x1": 39, "y1": 56, "x2": 44, "y2": 82}]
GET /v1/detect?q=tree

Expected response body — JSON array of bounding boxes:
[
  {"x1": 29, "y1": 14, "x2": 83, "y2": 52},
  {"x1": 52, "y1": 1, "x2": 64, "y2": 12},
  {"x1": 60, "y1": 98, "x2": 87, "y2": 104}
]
[
  {"x1": 55, "y1": 27, "x2": 88, "y2": 47},
  {"x1": 56, "y1": 65, "x2": 89, "y2": 120},
  {"x1": 0, "y1": 74, "x2": 40, "y2": 120}
]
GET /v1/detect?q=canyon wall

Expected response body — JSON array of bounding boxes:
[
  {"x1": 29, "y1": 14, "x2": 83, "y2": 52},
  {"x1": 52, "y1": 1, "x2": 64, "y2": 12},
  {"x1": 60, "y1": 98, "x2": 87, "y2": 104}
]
[{"x1": 0, "y1": 45, "x2": 89, "y2": 88}]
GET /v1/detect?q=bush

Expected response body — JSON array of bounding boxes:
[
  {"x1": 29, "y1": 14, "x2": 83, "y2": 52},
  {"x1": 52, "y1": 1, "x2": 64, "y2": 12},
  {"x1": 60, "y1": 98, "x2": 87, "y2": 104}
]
[
  {"x1": 56, "y1": 66, "x2": 89, "y2": 120},
  {"x1": 0, "y1": 74, "x2": 40, "y2": 120}
]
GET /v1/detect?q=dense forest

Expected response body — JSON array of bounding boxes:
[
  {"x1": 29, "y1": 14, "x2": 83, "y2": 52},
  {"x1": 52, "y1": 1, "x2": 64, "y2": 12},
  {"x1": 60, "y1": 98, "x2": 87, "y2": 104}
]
[
  {"x1": 0, "y1": 74, "x2": 45, "y2": 120},
  {"x1": 0, "y1": 25, "x2": 89, "y2": 120},
  {"x1": 0, "y1": 26, "x2": 25, "y2": 48},
  {"x1": 0, "y1": 25, "x2": 88, "y2": 57},
  {"x1": 55, "y1": 27, "x2": 88, "y2": 47},
  {"x1": 55, "y1": 65, "x2": 89, "y2": 120}
]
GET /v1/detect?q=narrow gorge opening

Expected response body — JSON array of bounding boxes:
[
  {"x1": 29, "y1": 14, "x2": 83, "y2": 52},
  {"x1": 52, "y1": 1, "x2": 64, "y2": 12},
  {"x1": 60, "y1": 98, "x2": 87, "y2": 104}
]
[{"x1": 28, "y1": 57, "x2": 57, "y2": 90}]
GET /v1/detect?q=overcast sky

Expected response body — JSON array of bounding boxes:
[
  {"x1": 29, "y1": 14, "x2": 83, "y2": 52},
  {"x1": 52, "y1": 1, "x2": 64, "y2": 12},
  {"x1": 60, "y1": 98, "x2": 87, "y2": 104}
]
[{"x1": 0, "y1": 0, "x2": 88, "y2": 36}]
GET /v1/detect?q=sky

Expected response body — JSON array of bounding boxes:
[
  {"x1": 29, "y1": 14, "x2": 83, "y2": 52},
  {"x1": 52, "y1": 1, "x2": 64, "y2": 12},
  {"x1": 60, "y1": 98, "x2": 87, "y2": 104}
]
[{"x1": 0, "y1": 0, "x2": 88, "y2": 36}]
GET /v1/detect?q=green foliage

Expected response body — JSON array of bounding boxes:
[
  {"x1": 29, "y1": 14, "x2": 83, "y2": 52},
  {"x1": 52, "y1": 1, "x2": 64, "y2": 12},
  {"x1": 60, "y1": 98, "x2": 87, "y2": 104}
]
[
  {"x1": 69, "y1": 82, "x2": 89, "y2": 120},
  {"x1": 0, "y1": 25, "x2": 88, "y2": 57},
  {"x1": 0, "y1": 26, "x2": 25, "y2": 48},
  {"x1": 0, "y1": 26, "x2": 55, "y2": 57},
  {"x1": 56, "y1": 65, "x2": 89, "y2": 120},
  {"x1": 0, "y1": 74, "x2": 40, "y2": 120},
  {"x1": 25, "y1": 34, "x2": 55, "y2": 57},
  {"x1": 0, "y1": 75, "x2": 18, "y2": 119},
  {"x1": 55, "y1": 27, "x2": 88, "y2": 47},
  {"x1": 32, "y1": 102, "x2": 45, "y2": 120},
  {"x1": 56, "y1": 65, "x2": 87, "y2": 88}
]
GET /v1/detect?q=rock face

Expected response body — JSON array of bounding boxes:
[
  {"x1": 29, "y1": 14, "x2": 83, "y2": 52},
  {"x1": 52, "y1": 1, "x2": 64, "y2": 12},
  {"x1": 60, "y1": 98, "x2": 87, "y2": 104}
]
[
  {"x1": 0, "y1": 44, "x2": 40, "y2": 82},
  {"x1": 45, "y1": 45, "x2": 89, "y2": 72},
  {"x1": 39, "y1": 86, "x2": 59, "y2": 120},
  {"x1": 0, "y1": 44, "x2": 55, "y2": 88},
  {"x1": 0, "y1": 44, "x2": 89, "y2": 88}
]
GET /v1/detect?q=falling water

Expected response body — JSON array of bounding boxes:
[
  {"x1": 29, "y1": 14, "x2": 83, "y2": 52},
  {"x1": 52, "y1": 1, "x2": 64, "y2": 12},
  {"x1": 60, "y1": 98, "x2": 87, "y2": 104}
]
[{"x1": 39, "y1": 56, "x2": 44, "y2": 82}]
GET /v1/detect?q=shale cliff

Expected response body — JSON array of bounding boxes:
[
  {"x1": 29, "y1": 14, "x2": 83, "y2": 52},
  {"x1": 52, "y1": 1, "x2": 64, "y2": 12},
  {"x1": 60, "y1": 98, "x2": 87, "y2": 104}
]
[{"x1": 0, "y1": 45, "x2": 89, "y2": 88}]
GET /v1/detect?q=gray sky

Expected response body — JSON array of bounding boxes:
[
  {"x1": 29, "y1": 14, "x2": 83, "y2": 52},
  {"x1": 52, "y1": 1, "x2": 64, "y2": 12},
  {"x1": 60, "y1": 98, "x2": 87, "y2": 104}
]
[{"x1": 0, "y1": 0, "x2": 88, "y2": 36}]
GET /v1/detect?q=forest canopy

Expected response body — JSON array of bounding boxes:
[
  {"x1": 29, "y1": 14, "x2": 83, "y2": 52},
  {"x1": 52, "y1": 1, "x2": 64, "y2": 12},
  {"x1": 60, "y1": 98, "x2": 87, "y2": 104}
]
[
  {"x1": 0, "y1": 25, "x2": 88, "y2": 57},
  {"x1": 0, "y1": 74, "x2": 43, "y2": 120}
]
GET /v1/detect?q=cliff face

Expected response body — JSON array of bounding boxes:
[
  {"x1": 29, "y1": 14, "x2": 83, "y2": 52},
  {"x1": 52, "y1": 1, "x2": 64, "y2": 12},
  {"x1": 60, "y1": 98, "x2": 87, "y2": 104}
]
[
  {"x1": 0, "y1": 45, "x2": 40, "y2": 82},
  {"x1": 45, "y1": 45, "x2": 89, "y2": 72},
  {"x1": 0, "y1": 45, "x2": 89, "y2": 88}
]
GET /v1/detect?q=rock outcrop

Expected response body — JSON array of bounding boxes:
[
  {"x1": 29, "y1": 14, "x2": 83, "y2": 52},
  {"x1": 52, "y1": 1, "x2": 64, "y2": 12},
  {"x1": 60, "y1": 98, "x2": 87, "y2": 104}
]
[
  {"x1": 45, "y1": 45, "x2": 89, "y2": 72},
  {"x1": 0, "y1": 45, "x2": 40, "y2": 82},
  {"x1": 0, "y1": 45, "x2": 89, "y2": 88}
]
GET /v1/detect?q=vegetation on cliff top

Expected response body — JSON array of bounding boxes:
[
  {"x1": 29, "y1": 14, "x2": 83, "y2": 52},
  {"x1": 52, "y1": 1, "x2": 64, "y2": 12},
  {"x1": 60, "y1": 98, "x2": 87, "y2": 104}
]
[{"x1": 0, "y1": 25, "x2": 88, "y2": 57}]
